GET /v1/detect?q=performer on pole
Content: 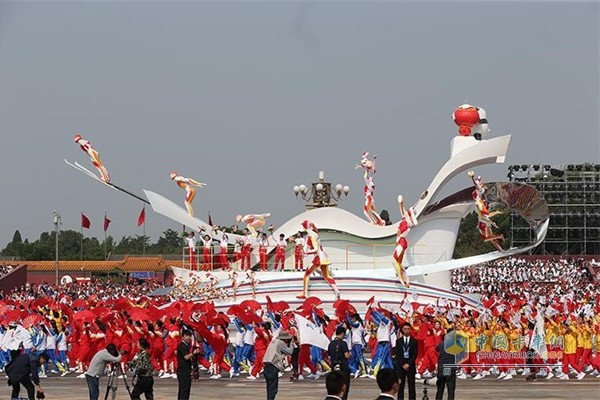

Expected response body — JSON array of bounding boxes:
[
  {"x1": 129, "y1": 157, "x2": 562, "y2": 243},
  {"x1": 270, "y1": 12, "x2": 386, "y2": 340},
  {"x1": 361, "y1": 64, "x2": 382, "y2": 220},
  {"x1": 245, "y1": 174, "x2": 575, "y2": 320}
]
[
  {"x1": 356, "y1": 152, "x2": 385, "y2": 226},
  {"x1": 74, "y1": 134, "x2": 110, "y2": 182},
  {"x1": 236, "y1": 213, "x2": 270, "y2": 238},
  {"x1": 392, "y1": 195, "x2": 418, "y2": 288},
  {"x1": 296, "y1": 220, "x2": 339, "y2": 300},
  {"x1": 468, "y1": 171, "x2": 504, "y2": 251},
  {"x1": 170, "y1": 172, "x2": 206, "y2": 217}
]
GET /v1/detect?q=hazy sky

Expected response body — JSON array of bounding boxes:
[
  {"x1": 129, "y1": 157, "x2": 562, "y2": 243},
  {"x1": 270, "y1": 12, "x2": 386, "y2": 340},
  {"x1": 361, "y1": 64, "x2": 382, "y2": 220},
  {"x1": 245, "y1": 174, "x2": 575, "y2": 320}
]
[{"x1": 0, "y1": 1, "x2": 598, "y2": 248}]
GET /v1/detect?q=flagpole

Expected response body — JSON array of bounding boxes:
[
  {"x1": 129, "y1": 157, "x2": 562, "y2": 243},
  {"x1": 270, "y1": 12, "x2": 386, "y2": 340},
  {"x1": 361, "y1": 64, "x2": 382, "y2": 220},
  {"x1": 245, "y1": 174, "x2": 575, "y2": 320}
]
[
  {"x1": 80, "y1": 224, "x2": 83, "y2": 261},
  {"x1": 104, "y1": 212, "x2": 107, "y2": 261},
  {"x1": 142, "y1": 206, "x2": 146, "y2": 256}
]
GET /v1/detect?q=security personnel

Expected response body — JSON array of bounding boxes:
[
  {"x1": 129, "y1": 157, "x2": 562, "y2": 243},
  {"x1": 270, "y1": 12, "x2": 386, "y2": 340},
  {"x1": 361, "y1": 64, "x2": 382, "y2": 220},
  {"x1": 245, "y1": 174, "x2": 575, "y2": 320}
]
[{"x1": 327, "y1": 326, "x2": 351, "y2": 400}]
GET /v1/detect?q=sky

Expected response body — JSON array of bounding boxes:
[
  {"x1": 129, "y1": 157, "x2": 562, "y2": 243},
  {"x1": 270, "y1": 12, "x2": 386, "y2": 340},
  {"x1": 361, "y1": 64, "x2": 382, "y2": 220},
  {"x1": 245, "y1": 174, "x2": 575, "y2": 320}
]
[{"x1": 0, "y1": 1, "x2": 598, "y2": 248}]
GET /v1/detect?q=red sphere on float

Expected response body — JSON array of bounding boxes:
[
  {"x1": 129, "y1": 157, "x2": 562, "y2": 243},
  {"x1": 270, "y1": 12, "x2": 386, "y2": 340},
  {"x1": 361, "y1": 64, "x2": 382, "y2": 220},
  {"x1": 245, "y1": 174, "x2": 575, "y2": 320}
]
[{"x1": 453, "y1": 105, "x2": 480, "y2": 136}]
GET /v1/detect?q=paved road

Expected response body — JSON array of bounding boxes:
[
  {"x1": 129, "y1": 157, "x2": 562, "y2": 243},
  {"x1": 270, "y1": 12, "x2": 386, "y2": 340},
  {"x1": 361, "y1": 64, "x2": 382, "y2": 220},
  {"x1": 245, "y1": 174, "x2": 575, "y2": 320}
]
[{"x1": 1, "y1": 374, "x2": 599, "y2": 400}]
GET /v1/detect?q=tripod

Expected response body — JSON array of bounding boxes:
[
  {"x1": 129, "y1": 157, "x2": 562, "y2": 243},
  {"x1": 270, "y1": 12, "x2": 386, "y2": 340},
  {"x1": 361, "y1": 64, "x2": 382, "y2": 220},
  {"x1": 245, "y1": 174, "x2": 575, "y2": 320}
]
[{"x1": 104, "y1": 362, "x2": 133, "y2": 400}]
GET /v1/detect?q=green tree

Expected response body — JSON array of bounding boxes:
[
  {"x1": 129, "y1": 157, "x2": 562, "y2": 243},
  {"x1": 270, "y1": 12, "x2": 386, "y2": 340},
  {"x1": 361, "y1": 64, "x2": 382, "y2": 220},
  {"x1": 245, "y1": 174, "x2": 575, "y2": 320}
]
[
  {"x1": 151, "y1": 229, "x2": 182, "y2": 254},
  {"x1": 1, "y1": 230, "x2": 24, "y2": 257}
]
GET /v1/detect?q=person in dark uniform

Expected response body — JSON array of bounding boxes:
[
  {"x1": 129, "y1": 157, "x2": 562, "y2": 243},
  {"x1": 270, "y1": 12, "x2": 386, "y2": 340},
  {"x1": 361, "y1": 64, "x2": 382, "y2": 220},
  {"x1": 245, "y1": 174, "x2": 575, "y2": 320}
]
[
  {"x1": 6, "y1": 352, "x2": 47, "y2": 400},
  {"x1": 327, "y1": 326, "x2": 351, "y2": 400},
  {"x1": 176, "y1": 330, "x2": 200, "y2": 400},
  {"x1": 433, "y1": 329, "x2": 458, "y2": 400},
  {"x1": 374, "y1": 368, "x2": 399, "y2": 400},
  {"x1": 394, "y1": 322, "x2": 418, "y2": 400},
  {"x1": 131, "y1": 338, "x2": 154, "y2": 400},
  {"x1": 324, "y1": 370, "x2": 346, "y2": 400}
]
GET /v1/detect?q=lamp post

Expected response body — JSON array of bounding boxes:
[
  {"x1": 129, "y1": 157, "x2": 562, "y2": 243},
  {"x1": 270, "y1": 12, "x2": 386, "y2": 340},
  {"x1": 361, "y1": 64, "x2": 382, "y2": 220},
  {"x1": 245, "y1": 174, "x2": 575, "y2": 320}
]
[
  {"x1": 53, "y1": 210, "x2": 62, "y2": 286},
  {"x1": 293, "y1": 170, "x2": 350, "y2": 209}
]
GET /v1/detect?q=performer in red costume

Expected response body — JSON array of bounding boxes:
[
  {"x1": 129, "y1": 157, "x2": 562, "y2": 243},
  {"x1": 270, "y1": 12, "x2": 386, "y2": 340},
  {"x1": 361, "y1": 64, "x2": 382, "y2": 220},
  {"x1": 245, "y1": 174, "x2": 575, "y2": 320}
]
[
  {"x1": 357, "y1": 152, "x2": 385, "y2": 226},
  {"x1": 392, "y1": 195, "x2": 418, "y2": 288},
  {"x1": 200, "y1": 234, "x2": 213, "y2": 271},
  {"x1": 273, "y1": 233, "x2": 287, "y2": 271},
  {"x1": 258, "y1": 233, "x2": 270, "y2": 271},
  {"x1": 240, "y1": 229, "x2": 252, "y2": 270},
  {"x1": 296, "y1": 220, "x2": 339, "y2": 300},
  {"x1": 468, "y1": 170, "x2": 504, "y2": 251},
  {"x1": 185, "y1": 232, "x2": 198, "y2": 271},
  {"x1": 294, "y1": 232, "x2": 305, "y2": 271}
]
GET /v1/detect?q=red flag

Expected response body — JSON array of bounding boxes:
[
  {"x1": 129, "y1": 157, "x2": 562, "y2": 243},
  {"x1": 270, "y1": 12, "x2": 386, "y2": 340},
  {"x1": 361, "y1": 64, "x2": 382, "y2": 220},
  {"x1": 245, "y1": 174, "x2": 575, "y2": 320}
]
[
  {"x1": 208, "y1": 212, "x2": 213, "y2": 227},
  {"x1": 137, "y1": 207, "x2": 146, "y2": 227},
  {"x1": 104, "y1": 213, "x2": 111, "y2": 232},
  {"x1": 81, "y1": 213, "x2": 91, "y2": 229}
]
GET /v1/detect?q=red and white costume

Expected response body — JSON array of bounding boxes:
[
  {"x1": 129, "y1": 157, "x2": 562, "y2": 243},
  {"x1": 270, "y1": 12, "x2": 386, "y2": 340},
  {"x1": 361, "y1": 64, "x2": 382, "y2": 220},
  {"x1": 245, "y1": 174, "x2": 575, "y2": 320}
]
[
  {"x1": 294, "y1": 236, "x2": 305, "y2": 270},
  {"x1": 357, "y1": 152, "x2": 385, "y2": 226},
  {"x1": 170, "y1": 172, "x2": 206, "y2": 217},
  {"x1": 236, "y1": 213, "x2": 270, "y2": 237},
  {"x1": 273, "y1": 235, "x2": 287, "y2": 271},
  {"x1": 219, "y1": 233, "x2": 229, "y2": 270},
  {"x1": 200, "y1": 235, "x2": 212, "y2": 271},
  {"x1": 185, "y1": 233, "x2": 198, "y2": 271},
  {"x1": 258, "y1": 236, "x2": 269, "y2": 271},
  {"x1": 74, "y1": 134, "x2": 110, "y2": 182},
  {"x1": 392, "y1": 195, "x2": 418, "y2": 288},
  {"x1": 297, "y1": 220, "x2": 339, "y2": 299},
  {"x1": 468, "y1": 171, "x2": 504, "y2": 251},
  {"x1": 240, "y1": 233, "x2": 252, "y2": 271}
]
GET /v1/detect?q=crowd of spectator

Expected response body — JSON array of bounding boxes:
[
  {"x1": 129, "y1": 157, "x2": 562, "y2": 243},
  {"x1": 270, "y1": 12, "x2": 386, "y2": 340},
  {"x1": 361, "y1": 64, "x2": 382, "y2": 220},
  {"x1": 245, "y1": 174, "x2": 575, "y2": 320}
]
[{"x1": 452, "y1": 256, "x2": 599, "y2": 297}]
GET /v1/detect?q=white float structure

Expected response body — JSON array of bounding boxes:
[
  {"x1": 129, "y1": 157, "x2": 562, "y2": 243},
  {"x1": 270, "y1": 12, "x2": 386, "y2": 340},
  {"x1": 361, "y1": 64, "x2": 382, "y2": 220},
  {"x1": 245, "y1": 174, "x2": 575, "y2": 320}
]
[{"x1": 148, "y1": 127, "x2": 548, "y2": 314}]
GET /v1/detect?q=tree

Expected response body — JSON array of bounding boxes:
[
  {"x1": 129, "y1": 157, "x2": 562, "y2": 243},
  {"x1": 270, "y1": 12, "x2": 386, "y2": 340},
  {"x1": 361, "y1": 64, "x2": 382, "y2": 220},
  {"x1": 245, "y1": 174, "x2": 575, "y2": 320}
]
[
  {"x1": 1, "y1": 230, "x2": 24, "y2": 257},
  {"x1": 152, "y1": 229, "x2": 182, "y2": 254}
]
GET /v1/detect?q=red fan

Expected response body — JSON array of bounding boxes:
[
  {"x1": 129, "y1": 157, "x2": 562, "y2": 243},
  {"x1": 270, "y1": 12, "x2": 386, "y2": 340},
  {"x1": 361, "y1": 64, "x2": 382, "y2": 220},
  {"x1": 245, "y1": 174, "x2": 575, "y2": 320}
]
[
  {"x1": 92, "y1": 307, "x2": 110, "y2": 317},
  {"x1": 273, "y1": 301, "x2": 290, "y2": 313},
  {"x1": 73, "y1": 310, "x2": 96, "y2": 322},
  {"x1": 227, "y1": 305, "x2": 243, "y2": 317},
  {"x1": 31, "y1": 298, "x2": 50, "y2": 309},
  {"x1": 128, "y1": 308, "x2": 151, "y2": 322},
  {"x1": 240, "y1": 300, "x2": 261, "y2": 312},
  {"x1": 3, "y1": 309, "x2": 20, "y2": 322},
  {"x1": 411, "y1": 302, "x2": 421, "y2": 311},
  {"x1": 73, "y1": 299, "x2": 87, "y2": 309},
  {"x1": 22, "y1": 314, "x2": 43, "y2": 329},
  {"x1": 239, "y1": 313, "x2": 262, "y2": 325}
]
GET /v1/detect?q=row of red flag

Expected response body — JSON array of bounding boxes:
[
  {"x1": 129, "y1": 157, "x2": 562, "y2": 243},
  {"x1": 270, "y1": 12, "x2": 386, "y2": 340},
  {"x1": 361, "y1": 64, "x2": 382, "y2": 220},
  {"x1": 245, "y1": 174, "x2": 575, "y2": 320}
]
[{"x1": 81, "y1": 207, "x2": 145, "y2": 231}]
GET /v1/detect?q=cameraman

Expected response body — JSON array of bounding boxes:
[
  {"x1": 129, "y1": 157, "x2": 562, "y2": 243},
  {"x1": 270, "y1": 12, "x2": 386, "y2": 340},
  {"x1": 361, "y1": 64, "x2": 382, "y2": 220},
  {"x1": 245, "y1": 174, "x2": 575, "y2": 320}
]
[
  {"x1": 85, "y1": 343, "x2": 123, "y2": 400},
  {"x1": 131, "y1": 338, "x2": 154, "y2": 400},
  {"x1": 263, "y1": 330, "x2": 294, "y2": 400},
  {"x1": 327, "y1": 326, "x2": 351, "y2": 400}
]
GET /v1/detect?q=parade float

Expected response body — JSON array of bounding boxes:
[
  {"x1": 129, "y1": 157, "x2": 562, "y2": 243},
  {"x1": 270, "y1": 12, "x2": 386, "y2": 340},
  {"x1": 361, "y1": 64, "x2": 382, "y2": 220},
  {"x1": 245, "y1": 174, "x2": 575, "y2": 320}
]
[{"x1": 66, "y1": 105, "x2": 549, "y2": 314}]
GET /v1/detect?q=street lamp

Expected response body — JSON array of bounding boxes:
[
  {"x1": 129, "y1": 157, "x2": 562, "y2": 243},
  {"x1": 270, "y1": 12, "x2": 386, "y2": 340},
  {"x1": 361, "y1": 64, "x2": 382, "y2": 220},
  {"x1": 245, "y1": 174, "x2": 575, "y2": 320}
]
[
  {"x1": 53, "y1": 210, "x2": 62, "y2": 286},
  {"x1": 293, "y1": 170, "x2": 350, "y2": 209}
]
